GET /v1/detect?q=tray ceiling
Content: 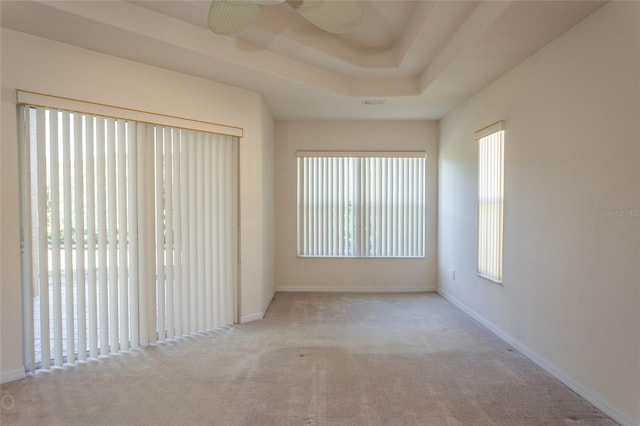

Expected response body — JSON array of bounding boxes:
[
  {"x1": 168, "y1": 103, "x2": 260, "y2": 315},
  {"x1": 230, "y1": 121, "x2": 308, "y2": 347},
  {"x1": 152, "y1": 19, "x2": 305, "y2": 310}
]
[{"x1": 1, "y1": 1, "x2": 605, "y2": 120}]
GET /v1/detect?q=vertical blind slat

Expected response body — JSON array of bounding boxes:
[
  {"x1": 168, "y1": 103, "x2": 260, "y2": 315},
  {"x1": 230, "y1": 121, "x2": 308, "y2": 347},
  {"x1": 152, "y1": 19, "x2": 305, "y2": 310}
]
[
  {"x1": 136, "y1": 124, "x2": 148, "y2": 346},
  {"x1": 180, "y1": 131, "x2": 191, "y2": 334},
  {"x1": 86, "y1": 116, "x2": 98, "y2": 358},
  {"x1": 100, "y1": 119, "x2": 110, "y2": 354},
  {"x1": 172, "y1": 130, "x2": 182, "y2": 337},
  {"x1": 215, "y1": 137, "x2": 224, "y2": 325},
  {"x1": 296, "y1": 158, "x2": 302, "y2": 255},
  {"x1": 117, "y1": 120, "x2": 129, "y2": 352},
  {"x1": 165, "y1": 129, "x2": 175, "y2": 339},
  {"x1": 222, "y1": 138, "x2": 230, "y2": 324},
  {"x1": 19, "y1": 106, "x2": 35, "y2": 372},
  {"x1": 155, "y1": 126, "x2": 165, "y2": 342},
  {"x1": 62, "y1": 112, "x2": 75, "y2": 364},
  {"x1": 50, "y1": 111, "x2": 63, "y2": 367},
  {"x1": 74, "y1": 114, "x2": 86, "y2": 362},
  {"x1": 107, "y1": 118, "x2": 119, "y2": 353},
  {"x1": 128, "y1": 122, "x2": 139, "y2": 349},
  {"x1": 188, "y1": 131, "x2": 198, "y2": 333},
  {"x1": 196, "y1": 133, "x2": 205, "y2": 331},
  {"x1": 206, "y1": 133, "x2": 215, "y2": 326},
  {"x1": 36, "y1": 108, "x2": 51, "y2": 369}
]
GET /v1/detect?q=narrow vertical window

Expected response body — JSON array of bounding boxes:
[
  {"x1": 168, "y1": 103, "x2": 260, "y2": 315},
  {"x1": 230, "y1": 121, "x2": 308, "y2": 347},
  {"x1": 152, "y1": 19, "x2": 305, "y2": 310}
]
[{"x1": 476, "y1": 121, "x2": 504, "y2": 283}]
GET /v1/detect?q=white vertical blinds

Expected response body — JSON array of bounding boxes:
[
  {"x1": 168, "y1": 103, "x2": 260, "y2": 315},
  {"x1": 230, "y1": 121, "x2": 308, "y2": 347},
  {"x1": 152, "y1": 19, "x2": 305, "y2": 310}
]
[
  {"x1": 297, "y1": 151, "x2": 426, "y2": 258},
  {"x1": 18, "y1": 105, "x2": 238, "y2": 371},
  {"x1": 476, "y1": 121, "x2": 504, "y2": 283}
]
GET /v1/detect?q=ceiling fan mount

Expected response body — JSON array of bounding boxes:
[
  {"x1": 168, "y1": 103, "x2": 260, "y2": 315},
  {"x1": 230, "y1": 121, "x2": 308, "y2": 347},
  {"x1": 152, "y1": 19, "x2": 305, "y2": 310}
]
[{"x1": 207, "y1": 0, "x2": 363, "y2": 36}]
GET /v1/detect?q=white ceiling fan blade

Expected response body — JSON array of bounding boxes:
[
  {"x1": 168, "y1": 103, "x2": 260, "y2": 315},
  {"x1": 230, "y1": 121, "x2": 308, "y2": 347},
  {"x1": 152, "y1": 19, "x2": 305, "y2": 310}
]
[
  {"x1": 286, "y1": 0, "x2": 363, "y2": 34},
  {"x1": 208, "y1": 1, "x2": 262, "y2": 35}
]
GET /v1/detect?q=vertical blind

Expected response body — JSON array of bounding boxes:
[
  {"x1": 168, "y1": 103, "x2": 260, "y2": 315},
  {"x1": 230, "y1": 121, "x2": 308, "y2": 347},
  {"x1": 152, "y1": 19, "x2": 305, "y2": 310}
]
[
  {"x1": 476, "y1": 121, "x2": 504, "y2": 283},
  {"x1": 18, "y1": 105, "x2": 238, "y2": 372},
  {"x1": 297, "y1": 151, "x2": 426, "y2": 258}
]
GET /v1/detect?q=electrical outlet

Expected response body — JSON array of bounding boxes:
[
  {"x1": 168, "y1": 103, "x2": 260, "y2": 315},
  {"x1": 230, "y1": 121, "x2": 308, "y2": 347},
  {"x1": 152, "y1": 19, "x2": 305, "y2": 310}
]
[{"x1": 452, "y1": 270, "x2": 456, "y2": 280}]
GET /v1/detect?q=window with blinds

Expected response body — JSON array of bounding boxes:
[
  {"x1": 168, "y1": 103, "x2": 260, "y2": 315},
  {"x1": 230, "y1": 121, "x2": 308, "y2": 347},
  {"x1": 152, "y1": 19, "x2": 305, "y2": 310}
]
[
  {"x1": 18, "y1": 101, "x2": 238, "y2": 372},
  {"x1": 476, "y1": 121, "x2": 504, "y2": 283},
  {"x1": 297, "y1": 151, "x2": 426, "y2": 258}
]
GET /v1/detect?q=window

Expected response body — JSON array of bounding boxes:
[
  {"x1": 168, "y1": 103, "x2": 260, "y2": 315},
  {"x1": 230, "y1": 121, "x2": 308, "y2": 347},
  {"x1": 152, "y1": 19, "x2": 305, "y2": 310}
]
[
  {"x1": 297, "y1": 151, "x2": 426, "y2": 258},
  {"x1": 18, "y1": 92, "x2": 239, "y2": 372},
  {"x1": 476, "y1": 121, "x2": 504, "y2": 282}
]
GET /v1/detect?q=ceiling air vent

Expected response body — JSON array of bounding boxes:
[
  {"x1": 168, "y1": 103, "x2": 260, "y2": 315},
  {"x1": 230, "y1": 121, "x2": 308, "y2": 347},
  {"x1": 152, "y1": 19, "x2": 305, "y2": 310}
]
[{"x1": 362, "y1": 99, "x2": 386, "y2": 105}]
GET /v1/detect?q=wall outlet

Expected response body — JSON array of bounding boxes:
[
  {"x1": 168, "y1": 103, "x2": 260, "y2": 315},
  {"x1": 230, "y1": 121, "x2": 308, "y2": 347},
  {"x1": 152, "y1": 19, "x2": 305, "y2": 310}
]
[{"x1": 452, "y1": 270, "x2": 456, "y2": 280}]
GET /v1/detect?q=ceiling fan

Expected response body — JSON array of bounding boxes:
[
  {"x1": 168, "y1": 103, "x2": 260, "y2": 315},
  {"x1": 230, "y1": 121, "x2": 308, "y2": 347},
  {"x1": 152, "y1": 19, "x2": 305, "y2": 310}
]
[{"x1": 207, "y1": 0, "x2": 363, "y2": 36}]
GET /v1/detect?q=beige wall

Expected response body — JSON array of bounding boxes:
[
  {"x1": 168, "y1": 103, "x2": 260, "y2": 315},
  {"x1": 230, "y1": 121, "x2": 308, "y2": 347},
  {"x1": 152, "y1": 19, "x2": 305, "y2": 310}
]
[
  {"x1": 260, "y1": 99, "x2": 276, "y2": 313},
  {"x1": 275, "y1": 120, "x2": 439, "y2": 292},
  {"x1": 0, "y1": 29, "x2": 275, "y2": 380},
  {"x1": 438, "y1": 2, "x2": 640, "y2": 424},
  {"x1": 238, "y1": 96, "x2": 276, "y2": 322}
]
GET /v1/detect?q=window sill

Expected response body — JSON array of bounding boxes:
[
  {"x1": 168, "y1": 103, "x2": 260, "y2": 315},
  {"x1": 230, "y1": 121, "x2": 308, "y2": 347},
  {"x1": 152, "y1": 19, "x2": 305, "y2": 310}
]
[
  {"x1": 476, "y1": 272, "x2": 503, "y2": 285},
  {"x1": 297, "y1": 255, "x2": 426, "y2": 260}
]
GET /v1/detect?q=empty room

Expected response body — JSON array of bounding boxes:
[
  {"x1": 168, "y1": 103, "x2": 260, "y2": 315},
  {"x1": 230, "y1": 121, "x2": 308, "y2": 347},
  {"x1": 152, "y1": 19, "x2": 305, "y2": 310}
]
[{"x1": 1, "y1": 1, "x2": 638, "y2": 425}]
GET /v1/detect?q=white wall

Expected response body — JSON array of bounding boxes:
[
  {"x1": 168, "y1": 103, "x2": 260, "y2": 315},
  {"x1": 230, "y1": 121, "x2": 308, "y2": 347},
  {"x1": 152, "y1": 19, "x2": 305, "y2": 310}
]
[
  {"x1": 238, "y1": 96, "x2": 276, "y2": 322},
  {"x1": 260, "y1": 100, "x2": 276, "y2": 313},
  {"x1": 275, "y1": 120, "x2": 439, "y2": 292},
  {"x1": 438, "y1": 3, "x2": 640, "y2": 425},
  {"x1": 0, "y1": 29, "x2": 275, "y2": 380}
]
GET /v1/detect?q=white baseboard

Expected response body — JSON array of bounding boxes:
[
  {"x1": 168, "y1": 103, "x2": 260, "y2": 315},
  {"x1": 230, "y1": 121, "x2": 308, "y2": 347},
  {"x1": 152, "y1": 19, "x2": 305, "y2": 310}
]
[
  {"x1": 276, "y1": 285, "x2": 434, "y2": 293},
  {"x1": 437, "y1": 288, "x2": 638, "y2": 426},
  {"x1": 1, "y1": 367, "x2": 25, "y2": 384},
  {"x1": 239, "y1": 312, "x2": 264, "y2": 323}
]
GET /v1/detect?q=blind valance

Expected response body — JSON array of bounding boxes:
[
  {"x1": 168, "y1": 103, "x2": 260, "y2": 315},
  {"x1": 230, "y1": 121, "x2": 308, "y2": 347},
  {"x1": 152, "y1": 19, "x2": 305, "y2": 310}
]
[{"x1": 17, "y1": 90, "x2": 243, "y2": 138}]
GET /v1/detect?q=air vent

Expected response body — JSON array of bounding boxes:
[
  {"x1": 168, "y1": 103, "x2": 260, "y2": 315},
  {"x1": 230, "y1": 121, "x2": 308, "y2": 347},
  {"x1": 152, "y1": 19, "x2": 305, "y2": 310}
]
[{"x1": 362, "y1": 99, "x2": 386, "y2": 105}]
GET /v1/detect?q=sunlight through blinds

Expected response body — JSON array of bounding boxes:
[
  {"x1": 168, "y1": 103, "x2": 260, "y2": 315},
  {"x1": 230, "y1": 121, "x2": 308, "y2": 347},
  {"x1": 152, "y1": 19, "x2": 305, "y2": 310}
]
[
  {"x1": 18, "y1": 104, "x2": 238, "y2": 371},
  {"x1": 297, "y1": 151, "x2": 426, "y2": 258},
  {"x1": 476, "y1": 121, "x2": 504, "y2": 283}
]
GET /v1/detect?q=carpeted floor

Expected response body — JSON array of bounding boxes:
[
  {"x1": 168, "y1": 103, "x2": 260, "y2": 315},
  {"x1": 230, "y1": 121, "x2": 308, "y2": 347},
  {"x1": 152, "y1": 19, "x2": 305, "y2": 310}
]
[{"x1": 0, "y1": 292, "x2": 615, "y2": 425}]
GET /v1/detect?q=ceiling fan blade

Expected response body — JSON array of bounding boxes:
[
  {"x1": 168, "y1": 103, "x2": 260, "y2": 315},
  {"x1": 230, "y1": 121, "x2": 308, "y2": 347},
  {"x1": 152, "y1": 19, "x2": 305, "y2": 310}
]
[
  {"x1": 208, "y1": 1, "x2": 262, "y2": 35},
  {"x1": 285, "y1": 0, "x2": 362, "y2": 34}
]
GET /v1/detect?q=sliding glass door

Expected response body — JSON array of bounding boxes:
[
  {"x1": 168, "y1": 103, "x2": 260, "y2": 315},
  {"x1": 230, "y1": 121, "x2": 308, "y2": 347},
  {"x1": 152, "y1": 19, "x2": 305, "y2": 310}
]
[{"x1": 18, "y1": 105, "x2": 238, "y2": 372}]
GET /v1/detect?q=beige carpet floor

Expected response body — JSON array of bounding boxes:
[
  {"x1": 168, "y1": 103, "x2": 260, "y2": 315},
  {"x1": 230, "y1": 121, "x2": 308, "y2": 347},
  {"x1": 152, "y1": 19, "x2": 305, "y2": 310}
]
[{"x1": 0, "y1": 292, "x2": 615, "y2": 425}]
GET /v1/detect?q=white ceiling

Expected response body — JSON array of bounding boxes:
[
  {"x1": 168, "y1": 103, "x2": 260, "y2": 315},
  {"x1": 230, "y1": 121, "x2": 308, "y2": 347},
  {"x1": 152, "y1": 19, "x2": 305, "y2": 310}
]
[{"x1": 0, "y1": 0, "x2": 605, "y2": 120}]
